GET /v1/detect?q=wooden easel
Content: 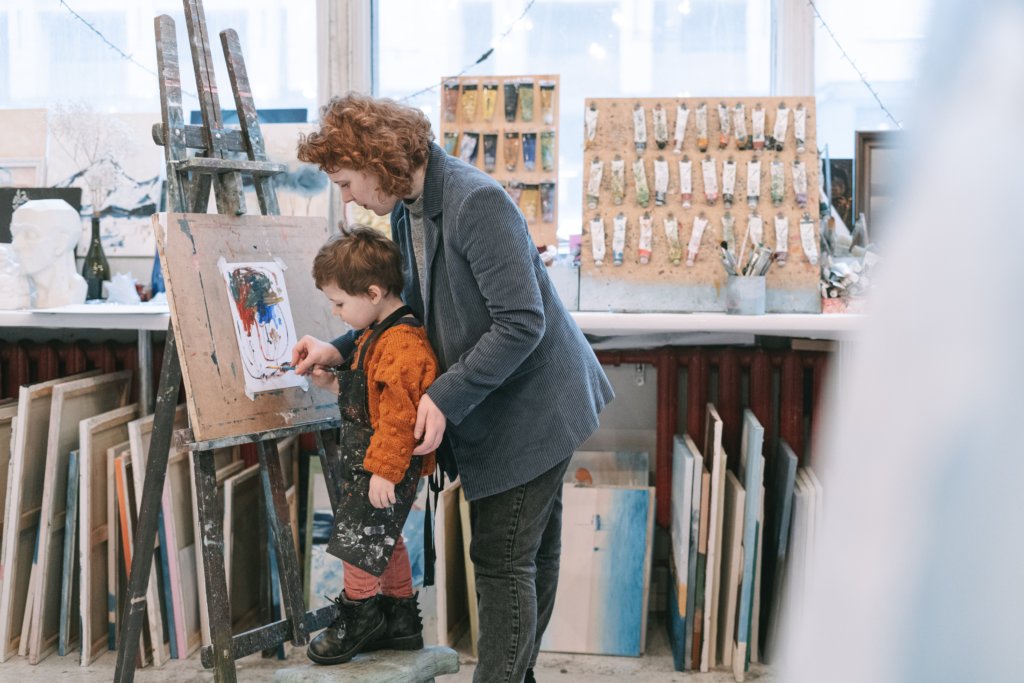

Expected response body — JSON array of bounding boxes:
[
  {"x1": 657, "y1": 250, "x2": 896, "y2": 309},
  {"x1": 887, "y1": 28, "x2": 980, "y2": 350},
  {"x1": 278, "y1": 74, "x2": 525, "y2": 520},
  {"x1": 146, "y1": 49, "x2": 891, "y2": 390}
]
[{"x1": 113, "y1": 2, "x2": 343, "y2": 681}]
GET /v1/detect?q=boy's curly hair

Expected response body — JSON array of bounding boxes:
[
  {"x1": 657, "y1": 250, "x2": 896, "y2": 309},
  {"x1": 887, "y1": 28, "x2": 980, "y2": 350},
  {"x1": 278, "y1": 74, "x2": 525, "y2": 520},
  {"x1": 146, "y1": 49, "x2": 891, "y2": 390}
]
[
  {"x1": 297, "y1": 92, "x2": 434, "y2": 198},
  {"x1": 312, "y1": 226, "x2": 405, "y2": 297}
]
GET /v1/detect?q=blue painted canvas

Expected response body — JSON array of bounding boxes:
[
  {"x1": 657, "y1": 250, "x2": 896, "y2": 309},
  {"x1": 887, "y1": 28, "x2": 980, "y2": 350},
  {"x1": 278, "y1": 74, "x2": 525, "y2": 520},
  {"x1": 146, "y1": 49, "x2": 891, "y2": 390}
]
[
  {"x1": 734, "y1": 410, "x2": 764, "y2": 676},
  {"x1": 58, "y1": 450, "x2": 79, "y2": 657},
  {"x1": 762, "y1": 439, "x2": 798, "y2": 661},
  {"x1": 542, "y1": 485, "x2": 655, "y2": 656},
  {"x1": 667, "y1": 436, "x2": 696, "y2": 670}
]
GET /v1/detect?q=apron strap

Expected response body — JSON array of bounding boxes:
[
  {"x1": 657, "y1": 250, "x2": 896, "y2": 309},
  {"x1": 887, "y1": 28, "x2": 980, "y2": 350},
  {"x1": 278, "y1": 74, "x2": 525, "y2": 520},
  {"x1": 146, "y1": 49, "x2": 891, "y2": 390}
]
[
  {"x1": 421, "y1": 465, "x2": 445, "y2": 587},
  {"x1": 354, "y1": 304, "x2": 417, "y2": 370}
]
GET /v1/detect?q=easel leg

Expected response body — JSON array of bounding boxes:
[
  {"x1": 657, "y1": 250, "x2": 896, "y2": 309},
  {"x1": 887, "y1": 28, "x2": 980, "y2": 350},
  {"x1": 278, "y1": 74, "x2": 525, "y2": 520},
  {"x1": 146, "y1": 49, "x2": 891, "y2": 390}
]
[
  {"x1": 256, "y1": 440, "x2": 310, "y2": 646},
  {"x1": 314, "y1": 430, "x2": 341, "y2": 511},
  {"x1": 194, "y1": 450, "x2": 237, "y2": 682},
  {"x1": 114, "y1": 327, "x2": 181, "y2": 683}
]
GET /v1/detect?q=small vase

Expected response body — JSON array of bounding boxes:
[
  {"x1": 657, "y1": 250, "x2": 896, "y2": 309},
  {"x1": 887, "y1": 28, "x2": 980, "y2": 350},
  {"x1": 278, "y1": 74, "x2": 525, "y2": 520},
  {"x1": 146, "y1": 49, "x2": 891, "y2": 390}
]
[{"x1": 82, "y1": 214, "x2": 110, "y2": 300}]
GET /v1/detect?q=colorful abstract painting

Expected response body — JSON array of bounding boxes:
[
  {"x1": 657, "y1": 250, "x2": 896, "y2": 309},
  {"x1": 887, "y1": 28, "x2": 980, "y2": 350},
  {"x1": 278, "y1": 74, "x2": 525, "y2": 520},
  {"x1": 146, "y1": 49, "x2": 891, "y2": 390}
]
[{"x1": 217, "y1": 259, "x2": 307, "y2": 399}]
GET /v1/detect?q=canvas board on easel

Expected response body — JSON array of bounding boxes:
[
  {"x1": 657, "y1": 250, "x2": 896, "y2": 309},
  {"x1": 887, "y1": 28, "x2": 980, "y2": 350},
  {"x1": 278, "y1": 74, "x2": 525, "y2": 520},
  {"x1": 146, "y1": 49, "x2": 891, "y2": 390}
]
[{"x1": 154, "y1": 212, "x2": 347, "y2": 444}]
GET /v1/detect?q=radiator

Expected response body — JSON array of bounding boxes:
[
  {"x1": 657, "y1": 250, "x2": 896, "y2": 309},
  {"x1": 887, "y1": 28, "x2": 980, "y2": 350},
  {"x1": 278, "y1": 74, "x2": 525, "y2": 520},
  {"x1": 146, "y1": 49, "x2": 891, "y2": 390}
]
[{"x1": 597, "y1": 346, "x2": 831, "y2": 528}]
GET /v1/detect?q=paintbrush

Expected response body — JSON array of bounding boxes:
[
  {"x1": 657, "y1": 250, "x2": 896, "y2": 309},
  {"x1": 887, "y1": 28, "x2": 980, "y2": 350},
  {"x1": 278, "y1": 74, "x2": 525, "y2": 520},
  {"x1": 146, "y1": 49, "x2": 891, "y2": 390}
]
[
  {"x1": 267, "y1": 362, "x2": 296, "y2": 372},
  {"x1": 719, "y1": 241, "x2": 739, "y2": 276}
]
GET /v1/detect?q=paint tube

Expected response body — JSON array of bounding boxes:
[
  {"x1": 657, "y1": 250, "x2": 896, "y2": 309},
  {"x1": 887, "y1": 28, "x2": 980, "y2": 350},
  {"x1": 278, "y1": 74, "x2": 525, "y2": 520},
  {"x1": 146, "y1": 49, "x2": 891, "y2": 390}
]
[
  {"x1": 633, "y1": 159, "x2": 650, "y2": 208},
  {"x1": 460, "y1": 82, "x2": 478, "y2": 121},
  {"x1": 585, "y1": 104, "x2": 599, "y2": 148},
  {"x1": 696, "y1": 102, "x2": 709, "y2": 152},
  {"x1": 793, "y1": 160, "x2": 808, "y2": 208},
  {"x1": 679, "y1": 156, "x2": 692, "y2": 207},
  {"x1": 518, "y1": 79, "x2": 535, "y2": 122},
  {"x1": 795, "y1": 104, "x2": 807, "y2": 153},
  {"x1": 653, "y1": 104, "x2": 669, "y2": 149},
  {"x1": 733, "y1": 103, "x2": 749, "y2": 150},
  {"x1": 772, "y1": 103, "x2": 789, "y2": 151},
  {"x1": 774, "y1": 213, "x2": 790, "y2": 266},
  {"x1": 717, "y1": 102, "x2": 732, "y2": 149},
  {"x1": 747, "y1": 157, "x2": 761, "y2": 208},
  {"x1": 590, "y1": 215, "x2": 606, "y2": 266},
  {"x1": 752, "y1": 104, "x2": 766, "y2": 151},
  {"x1": 664, "y1": 214, "x2": 682, "y2": 265},
  {"x1": 503, "y1": 81, "x2": 519, "y2": 122},
  {"x1": 482, "y1": 133, "x2": 498, "y2": 173},
  {"x1": 612, "y1": 213, "x2": 627, "y2": 266},
  {"x1": 673, "y1": 103, "x2": 689, "y2": 153},
  {"x1": 702, "y1": 155, "x2": 718, "y2": 205},
  {"x1": 638, "y1": 212, "x2": 654, "y2": 264},
  {"x1": 654, "y1": 156, "x2": 669, "y2": 206},
  {"x1": 458, "y1": 132, "x2": 479, "y2": 165},
  {"x1": 799, "y1": 212, "x2": 818, "y2": 265},
  {"x1": 770, "y1": 158, "x2": 785, "y2": 207},
  {"x1": 540, "y1": 182, "x2": 555, "y2": 223},
  {"x1": 586, "y1": 158, "x2": 604, "y2": 210},
  {"x1": 540, "y1": 81, "x2": 556, "y2": 125},
  {"x1": 611, "y1": 157, "x2": 626, "y2": 206},
  {"x1": 722, "y1": 158, "x2": 737, "y2": 207},
  {"x1": 687, "y1": 213, "x2": 709, "y2": 267},
  {"x1": 482, "y1": 81, "x2": 499, "y2": 120},
  {"x1": 633, "y1": 104, "x2": 647, "y2": 154},
  {"x1": 540, "y1": 131, "x2": 556, "y2": 172},
  {"x1": 522, "y1": 132, "x2": 537, "y2": 172},
  {"x1": 503, "y1": 132, "x2": 520, "y2": 172}
]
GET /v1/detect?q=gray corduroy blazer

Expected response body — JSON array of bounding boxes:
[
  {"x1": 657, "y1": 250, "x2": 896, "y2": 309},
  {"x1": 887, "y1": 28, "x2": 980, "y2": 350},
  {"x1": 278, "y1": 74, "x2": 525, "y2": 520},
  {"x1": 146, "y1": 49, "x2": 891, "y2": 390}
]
[{"x1": 335, "y1": 142, "x2": 613, "y2": 500}]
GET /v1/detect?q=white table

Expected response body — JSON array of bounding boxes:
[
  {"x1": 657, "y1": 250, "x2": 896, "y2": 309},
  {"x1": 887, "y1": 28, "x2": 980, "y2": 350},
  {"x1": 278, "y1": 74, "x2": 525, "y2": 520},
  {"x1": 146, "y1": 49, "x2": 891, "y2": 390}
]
[
  {"x1": 571, "y1": 311, "x2": 862, "y2": 340},
  {"x1": 0, "y1": 303, "x2": 171, "y2": 414}
]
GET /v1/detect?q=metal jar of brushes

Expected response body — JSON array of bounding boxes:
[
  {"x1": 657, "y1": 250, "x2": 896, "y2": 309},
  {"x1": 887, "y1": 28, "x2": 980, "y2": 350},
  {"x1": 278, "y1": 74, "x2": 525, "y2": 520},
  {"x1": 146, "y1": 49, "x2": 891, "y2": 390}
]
[{"x1": 720, "y1": 240, "x2": 772, "y2": 314}]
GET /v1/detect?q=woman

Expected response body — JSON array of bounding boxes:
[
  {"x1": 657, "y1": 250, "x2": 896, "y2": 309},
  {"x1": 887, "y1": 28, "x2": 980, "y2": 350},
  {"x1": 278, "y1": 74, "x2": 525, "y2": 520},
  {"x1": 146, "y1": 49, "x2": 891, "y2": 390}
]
[{"x1": 292, "y1": 92, "x2": 613, "y2": 683}]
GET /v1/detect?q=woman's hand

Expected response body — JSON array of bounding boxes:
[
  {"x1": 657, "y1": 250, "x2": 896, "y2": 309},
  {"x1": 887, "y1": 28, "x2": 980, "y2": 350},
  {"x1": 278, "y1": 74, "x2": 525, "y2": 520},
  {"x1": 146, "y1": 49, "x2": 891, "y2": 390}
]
[
  {"x1": 413, "y1": 394, "x2": 446, "y2": 455},
  {"x1": 368, "y1": 474, "x2": 397, "y2": 509},
  {"x1": 308, "y1": 367, "x2": 339, "y2": 393},
  {"x1": 292, "y1": 335, "x2": 343, "y2": 375}
]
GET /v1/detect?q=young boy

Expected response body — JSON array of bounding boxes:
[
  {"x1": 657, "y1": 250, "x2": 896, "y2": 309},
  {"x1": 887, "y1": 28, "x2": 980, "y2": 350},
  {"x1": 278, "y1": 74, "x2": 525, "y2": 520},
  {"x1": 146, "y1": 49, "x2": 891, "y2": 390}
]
[{"x1": 300, "y1": 226, "x2": 438, "y2": 665}]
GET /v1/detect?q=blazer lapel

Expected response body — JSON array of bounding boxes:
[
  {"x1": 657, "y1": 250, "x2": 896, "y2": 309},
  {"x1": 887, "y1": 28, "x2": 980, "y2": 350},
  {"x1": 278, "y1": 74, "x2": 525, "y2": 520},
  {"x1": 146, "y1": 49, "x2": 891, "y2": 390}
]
[{"x1": 420, "y1": 142, "x2": 448, "y2": 330}]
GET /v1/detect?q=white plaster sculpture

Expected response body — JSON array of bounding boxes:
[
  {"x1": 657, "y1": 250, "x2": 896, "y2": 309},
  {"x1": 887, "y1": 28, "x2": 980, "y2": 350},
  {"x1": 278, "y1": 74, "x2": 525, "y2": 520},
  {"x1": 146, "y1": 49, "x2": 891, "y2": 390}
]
[
  {"x1": 11, "y1": 199, "x2": 87, "y2": 308},
  {"x1": 0, "y1": 243, "x2": 32, "y2": 309},
  {"x1": 107, "y1": 272, "x2": 141, "y2": 304}
]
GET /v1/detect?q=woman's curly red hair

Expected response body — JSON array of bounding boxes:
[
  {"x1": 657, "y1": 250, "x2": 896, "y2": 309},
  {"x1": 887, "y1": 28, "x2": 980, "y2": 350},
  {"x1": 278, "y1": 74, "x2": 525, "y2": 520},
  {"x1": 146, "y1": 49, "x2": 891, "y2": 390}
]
[{"x1": 297, "y1": 92, "x2": 434, "y2": 198}]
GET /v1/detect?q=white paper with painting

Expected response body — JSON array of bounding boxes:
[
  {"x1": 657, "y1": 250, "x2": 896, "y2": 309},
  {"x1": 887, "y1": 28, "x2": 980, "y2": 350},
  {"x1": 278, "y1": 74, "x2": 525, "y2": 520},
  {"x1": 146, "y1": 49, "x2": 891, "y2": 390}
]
[{"x1": 217, "y1": 258, "x2": 308, "y2": 399}]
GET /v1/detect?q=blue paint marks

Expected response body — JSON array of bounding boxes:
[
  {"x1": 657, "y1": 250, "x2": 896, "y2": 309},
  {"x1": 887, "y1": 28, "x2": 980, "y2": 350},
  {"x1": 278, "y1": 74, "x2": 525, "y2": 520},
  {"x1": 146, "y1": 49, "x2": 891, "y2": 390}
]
[{"x1": 598, "y1": 489, "x2": 650, "y2": 656}]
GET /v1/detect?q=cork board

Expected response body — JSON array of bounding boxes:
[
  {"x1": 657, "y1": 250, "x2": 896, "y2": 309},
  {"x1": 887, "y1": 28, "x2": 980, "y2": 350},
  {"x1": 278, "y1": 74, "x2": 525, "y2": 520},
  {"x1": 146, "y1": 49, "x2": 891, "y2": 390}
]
[
  {"x1": 155, "y1": 213, "x2": 347, "y2": 443},
  {"x1": 579, "y1": 97, "x2": 821, "y2": 313},
  {"x1": 439, "y1": 74, "x2": 560, "y2": 247}
]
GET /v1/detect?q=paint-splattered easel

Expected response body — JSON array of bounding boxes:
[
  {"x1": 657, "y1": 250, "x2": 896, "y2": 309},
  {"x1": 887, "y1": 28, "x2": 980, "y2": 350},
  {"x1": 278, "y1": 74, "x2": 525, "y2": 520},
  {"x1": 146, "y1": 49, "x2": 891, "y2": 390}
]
[{"x1": 113, "y1": 2, "x2": 343, "y2": 681}]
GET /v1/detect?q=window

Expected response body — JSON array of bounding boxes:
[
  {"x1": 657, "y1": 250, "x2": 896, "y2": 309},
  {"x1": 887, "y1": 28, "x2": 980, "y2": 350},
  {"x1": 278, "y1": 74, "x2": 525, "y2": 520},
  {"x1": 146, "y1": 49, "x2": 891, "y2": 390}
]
[
  {"x1": 0, "y1": 0, "x2": 317, "y2": 116},
  {"x1": 377, "y1": 0, "x2": 773, "y2": 238},
  {"x1": 813, "y1": 0, "x2": 933, "y2": 157}
]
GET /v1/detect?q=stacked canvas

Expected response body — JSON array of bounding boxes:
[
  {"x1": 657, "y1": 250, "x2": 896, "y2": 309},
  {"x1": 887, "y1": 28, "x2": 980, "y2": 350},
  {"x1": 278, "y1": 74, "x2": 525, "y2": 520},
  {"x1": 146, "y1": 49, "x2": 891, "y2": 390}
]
[
  {"x1": 669, "y1": 406, "x2": 817, "y2": 683},
  {"x1": 784, "y1": 464, "x2": 823, "y2": 640},
  {"x1": 0, "y1": 372, "x2": 263, "y2": 668}
]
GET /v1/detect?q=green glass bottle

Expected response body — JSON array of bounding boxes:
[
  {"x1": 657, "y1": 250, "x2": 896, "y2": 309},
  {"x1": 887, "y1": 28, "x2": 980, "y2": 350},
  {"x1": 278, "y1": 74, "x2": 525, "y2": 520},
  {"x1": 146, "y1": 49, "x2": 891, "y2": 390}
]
[{"x1": 82, "y1": 214, "x2": 110, "y2": 300}]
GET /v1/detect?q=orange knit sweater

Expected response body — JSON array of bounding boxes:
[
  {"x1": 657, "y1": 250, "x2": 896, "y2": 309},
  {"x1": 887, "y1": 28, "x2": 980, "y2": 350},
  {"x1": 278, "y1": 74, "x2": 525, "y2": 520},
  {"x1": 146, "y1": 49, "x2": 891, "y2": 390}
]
[{"x1": 352, "y1": 322, "x2": 438, "y2": 483}]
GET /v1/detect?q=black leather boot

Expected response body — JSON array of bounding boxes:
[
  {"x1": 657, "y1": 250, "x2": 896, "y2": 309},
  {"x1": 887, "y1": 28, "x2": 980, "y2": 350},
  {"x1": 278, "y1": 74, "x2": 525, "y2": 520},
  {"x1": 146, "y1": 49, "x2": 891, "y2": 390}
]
[
  {"x1": 525, "y1": 667, "x2": 537, "y2": 683},
  {"x1": 368, "y1": 593, "x2": 424, "y2": 651},
  {"x1": 307, "y1": 592, "x2": 386, "y2": 665}
]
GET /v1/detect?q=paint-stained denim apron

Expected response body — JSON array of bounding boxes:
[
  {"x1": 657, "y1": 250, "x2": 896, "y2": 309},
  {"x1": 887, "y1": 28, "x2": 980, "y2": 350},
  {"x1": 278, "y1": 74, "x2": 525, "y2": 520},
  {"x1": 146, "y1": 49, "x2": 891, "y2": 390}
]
[{"x1": 326, "y1": 305, "x2": 423, "y2": 575}]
